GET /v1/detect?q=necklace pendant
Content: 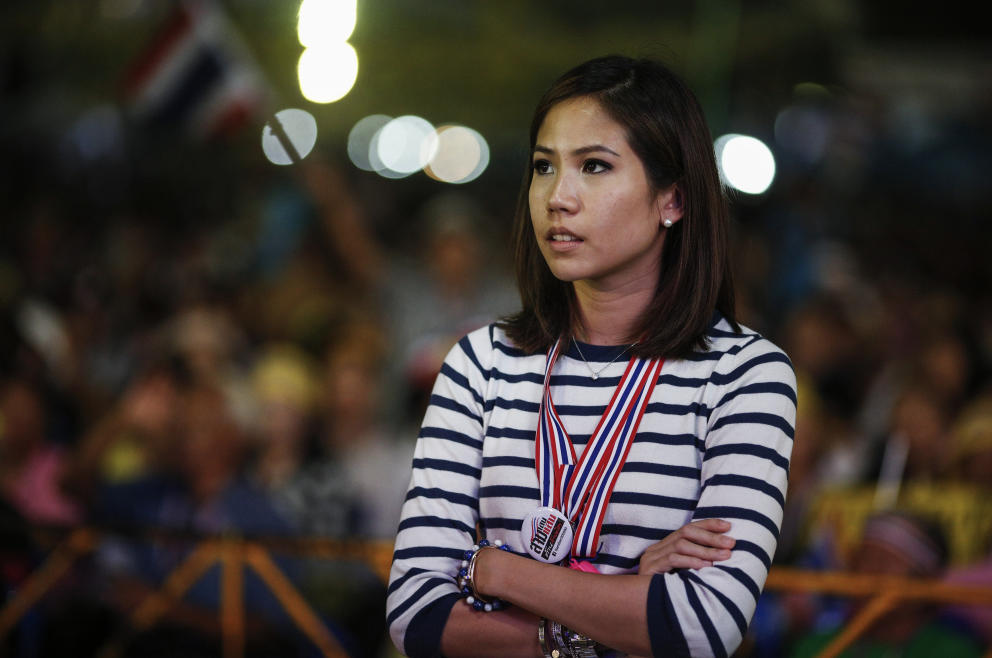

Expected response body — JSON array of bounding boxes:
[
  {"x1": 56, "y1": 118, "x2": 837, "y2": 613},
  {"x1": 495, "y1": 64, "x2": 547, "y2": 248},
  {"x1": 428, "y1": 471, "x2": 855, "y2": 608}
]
[{"x1": 591, "y1": 373, "x2": 599, "y2": 380}]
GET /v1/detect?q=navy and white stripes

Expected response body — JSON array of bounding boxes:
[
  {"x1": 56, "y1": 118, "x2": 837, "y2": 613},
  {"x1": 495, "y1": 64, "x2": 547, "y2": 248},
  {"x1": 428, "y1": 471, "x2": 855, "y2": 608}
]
[{"x1": 387, "y1": 316, "x2": 796, "y2": 657}]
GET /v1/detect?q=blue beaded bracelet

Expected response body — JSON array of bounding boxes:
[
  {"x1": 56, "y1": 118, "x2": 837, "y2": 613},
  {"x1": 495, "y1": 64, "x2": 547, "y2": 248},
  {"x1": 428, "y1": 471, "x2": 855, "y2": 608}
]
[{"x1": 456, "y1": 539, "x2": 512, "y2": 612}]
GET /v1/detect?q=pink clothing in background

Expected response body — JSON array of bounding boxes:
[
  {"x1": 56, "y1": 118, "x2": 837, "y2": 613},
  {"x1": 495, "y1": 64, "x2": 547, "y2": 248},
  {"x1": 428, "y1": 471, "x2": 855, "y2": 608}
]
[{"x1": 2, "y1": 446, "x2": 81, "y2": 525}]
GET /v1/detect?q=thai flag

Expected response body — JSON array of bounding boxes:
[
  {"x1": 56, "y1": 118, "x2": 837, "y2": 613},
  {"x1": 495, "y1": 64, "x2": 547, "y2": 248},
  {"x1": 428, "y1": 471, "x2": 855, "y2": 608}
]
[{"x1": 121, "y1": 0, "x2": 267, "y2": 139}]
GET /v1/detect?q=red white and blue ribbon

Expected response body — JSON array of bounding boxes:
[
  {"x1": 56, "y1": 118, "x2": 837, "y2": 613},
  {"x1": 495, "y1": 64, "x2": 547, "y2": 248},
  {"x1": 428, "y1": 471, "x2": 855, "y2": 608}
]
[{"x1": 534, "y1": 337, "x2": 664, "y2": 558}]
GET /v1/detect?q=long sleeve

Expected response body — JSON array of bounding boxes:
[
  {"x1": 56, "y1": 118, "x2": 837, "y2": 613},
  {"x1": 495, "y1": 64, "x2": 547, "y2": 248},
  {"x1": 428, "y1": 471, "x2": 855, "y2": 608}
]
[
  {"x1": 387, "y1": 319, "x2": 796, "y2": 658},
  {"x1": 386, "y1": 330, "x2": 493, "y2": 658},
  {"x1": 646, "y1": 334, "x2": 796, "y2": 657}
]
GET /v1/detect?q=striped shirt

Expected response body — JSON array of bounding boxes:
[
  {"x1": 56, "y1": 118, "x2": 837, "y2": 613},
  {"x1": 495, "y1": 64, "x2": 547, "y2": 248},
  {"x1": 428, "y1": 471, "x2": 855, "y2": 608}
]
[{"x1": 387, "y1": 315, "x2": 797, "y2": 657}]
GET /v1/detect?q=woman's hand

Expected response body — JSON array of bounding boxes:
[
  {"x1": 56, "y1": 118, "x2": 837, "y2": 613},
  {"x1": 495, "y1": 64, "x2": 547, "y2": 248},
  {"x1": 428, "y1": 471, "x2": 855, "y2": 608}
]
[{"x1": 638, "y1": 518, "x2": 735, "y2": 575}]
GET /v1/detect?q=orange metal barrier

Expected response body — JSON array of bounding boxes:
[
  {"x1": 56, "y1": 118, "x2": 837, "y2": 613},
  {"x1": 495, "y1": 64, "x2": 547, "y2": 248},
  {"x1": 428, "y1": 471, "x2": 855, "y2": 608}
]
[
  {"x1": 765, "y1": 567, "x2": 992, "y2": 658},
  {"x1": 3, "y1": 528, "x2": 991, "y2": 658},
  {"x1": 0, "y1": 527, "x2": 394, "y2": 658}
]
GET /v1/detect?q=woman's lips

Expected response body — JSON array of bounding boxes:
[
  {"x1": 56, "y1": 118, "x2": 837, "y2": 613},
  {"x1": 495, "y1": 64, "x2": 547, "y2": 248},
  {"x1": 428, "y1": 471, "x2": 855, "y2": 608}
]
[{"x1": 546, "y1": 229, "x2": 582, "y2": 251}]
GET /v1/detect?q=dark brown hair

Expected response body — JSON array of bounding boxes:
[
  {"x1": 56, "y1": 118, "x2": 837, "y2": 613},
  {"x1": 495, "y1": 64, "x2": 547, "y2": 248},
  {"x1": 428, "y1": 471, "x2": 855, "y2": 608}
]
[{"x1": 499, "y1": 55, "x2": 738, "y2": 357}]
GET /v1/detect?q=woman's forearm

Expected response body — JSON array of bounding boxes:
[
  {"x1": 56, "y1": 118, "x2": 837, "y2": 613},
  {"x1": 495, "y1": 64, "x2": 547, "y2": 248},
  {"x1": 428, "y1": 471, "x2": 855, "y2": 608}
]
[
  {"x1": 457, "y1": 548, "x2": 654, "y2": 656},
  {"x1": 440, "y1": 603, "x2": 544, "y2": 658}
]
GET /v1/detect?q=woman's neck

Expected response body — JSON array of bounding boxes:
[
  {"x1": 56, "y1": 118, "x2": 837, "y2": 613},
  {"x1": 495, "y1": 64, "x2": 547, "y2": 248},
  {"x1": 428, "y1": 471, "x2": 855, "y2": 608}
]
[{"x1": 572, "y1": 278, "x2": 654, "y2": 345}]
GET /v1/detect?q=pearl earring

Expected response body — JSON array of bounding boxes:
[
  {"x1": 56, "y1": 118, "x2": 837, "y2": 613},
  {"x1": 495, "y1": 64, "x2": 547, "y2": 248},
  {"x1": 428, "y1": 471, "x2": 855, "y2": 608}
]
[{"x1": 663, "y1": 218, "x2": 673, "y2": 228}]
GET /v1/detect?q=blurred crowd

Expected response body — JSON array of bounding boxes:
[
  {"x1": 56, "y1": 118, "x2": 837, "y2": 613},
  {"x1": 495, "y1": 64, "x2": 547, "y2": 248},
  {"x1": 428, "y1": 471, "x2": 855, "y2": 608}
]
[
  {"x1": 0, "y1": 155, "x2": 519, "y2": 656},
  {"x1": 2, "y1": 108, "x2": 992, "y2": 656}
]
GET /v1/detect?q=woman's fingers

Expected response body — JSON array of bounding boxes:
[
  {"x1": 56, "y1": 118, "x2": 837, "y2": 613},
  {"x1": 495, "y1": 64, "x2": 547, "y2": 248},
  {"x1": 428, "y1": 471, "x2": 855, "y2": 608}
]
[
  {"x1": 675, "y1": 536, "x2": 733, "y2": 558},
  {"x1": 649, "y1": 537, "x2": 731, "y2": 563},
  {"x1": 678, "y1": 522, "x2": 736, "y2": 550},
  {"x1": 637, "y1": 518, "x2": 736, "y2": 574},
  {"x1": 693, "y1": 518, "x2": 731, "y2": 530}
]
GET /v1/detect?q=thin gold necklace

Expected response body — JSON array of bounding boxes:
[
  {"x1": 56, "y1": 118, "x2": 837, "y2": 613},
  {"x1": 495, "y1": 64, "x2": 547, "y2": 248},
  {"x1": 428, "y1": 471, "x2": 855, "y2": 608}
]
[{"x1": 572, "y1": 338, "x2": 638, "y2": 380}]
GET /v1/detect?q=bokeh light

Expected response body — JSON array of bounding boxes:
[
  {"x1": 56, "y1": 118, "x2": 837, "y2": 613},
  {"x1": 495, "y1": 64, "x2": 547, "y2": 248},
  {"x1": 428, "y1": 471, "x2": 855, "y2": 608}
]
[
  {"x1": 793, "y1": 81, "x2": 832, "y2": 100},
  {"x1": 348, "y1": 114, "x2": 392, "y2": 172},
  {"x1": 374, "y1": 115, "x2": 437, "y2": 177},
  {"x1": 261, "y1": 108, "x2": 318, "y2": 165},
  {"x1": 297, "y1": 41, "x2": 358, "y2": 104},
  {"x1": 368, "y1": 127, "x2": 408, "y2": 179},
  {"x1": 424, "y1": 125, "x2": 490, "y2": 184},
  {"x1": 297, "y1": 0, "x2": 357, "y2": 46},
  {"x1": 714, "y1": 133, "x2": 776, "y2": 195}
]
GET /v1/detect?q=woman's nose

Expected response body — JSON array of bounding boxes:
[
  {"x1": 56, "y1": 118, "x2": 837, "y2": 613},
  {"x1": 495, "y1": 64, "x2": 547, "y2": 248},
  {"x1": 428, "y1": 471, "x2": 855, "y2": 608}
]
[{"x1": 547, "y1": 172, "x2": 579, "y2": 214}]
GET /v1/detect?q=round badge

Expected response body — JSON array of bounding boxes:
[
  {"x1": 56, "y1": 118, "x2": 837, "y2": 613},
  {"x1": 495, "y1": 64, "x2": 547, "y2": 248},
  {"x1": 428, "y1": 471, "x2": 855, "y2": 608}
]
[{"x1": 521, "y1": 506, "x2": 573, "y2": 563}]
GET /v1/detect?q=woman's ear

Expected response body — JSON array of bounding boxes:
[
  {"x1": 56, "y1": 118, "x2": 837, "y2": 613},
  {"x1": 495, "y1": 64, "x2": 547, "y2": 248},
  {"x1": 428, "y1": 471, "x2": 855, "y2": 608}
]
[{"x1": 658, "y1": 185, "x2": 683, "y2": 228}]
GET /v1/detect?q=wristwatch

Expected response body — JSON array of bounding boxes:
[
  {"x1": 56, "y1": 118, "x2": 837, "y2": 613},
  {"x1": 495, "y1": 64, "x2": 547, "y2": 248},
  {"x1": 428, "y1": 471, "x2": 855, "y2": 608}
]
[
  {"x1": 558, "y1": 622, "x2": 613, "y2": 657},
  {"x1": 541, "y1": 618, "x2": 621, "y2": 657},
  {"x1": 562, "y1": 628, "x2": 600, "y2": 658}
]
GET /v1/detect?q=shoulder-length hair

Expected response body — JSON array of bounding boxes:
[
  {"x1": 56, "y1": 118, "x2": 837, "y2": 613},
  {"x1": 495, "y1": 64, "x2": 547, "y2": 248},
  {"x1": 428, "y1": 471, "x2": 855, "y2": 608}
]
[{"x1": 499, "y1": 55, "x2": 738, "y2": 358}]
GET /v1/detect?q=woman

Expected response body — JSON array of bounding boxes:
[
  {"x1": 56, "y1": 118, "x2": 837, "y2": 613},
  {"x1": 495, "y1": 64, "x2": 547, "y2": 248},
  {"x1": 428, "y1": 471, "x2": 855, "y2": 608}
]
[{"x1": 387, "y1": 55, "x2": 796, "y2": 658}]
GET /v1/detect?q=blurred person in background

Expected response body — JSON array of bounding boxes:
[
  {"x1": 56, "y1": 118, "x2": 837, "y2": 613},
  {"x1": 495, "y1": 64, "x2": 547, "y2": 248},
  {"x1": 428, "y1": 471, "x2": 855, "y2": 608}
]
[
  {"x1": 945, "y1": 391, "x2": 992, "y2": 489},
  {"x1": 797, "y1": 374, "x2": 990, "y2": 587},
  {"x1": 0, "y1": 376, "x2": 80, "y2": 526},
  {"x1": 298, "y1": 158, "x2": 518, "y2": 428},
  {"x1": 61, "y1": 359, "x2": 184, "y2": 506},
  {"x1": 381, "y1": 192, "x2": 519, "y2": 424},
  {"x1": 940, "y1": 392, "x2": 992, "y2": 648},
  {"x1": 781, "y1": 296, "x2": 871, "y2": 487},
  {"x1": 247, "y1": 316, "x2": 400, "y2": 657},
  {"x1": 168, "y1": 301, "x2": 253, "y2": 415},
  {"x1": 790, "y1": 510, "x2": 983, "y2": 658},
  {"x1": 918, "y1": 329, "x2": 975, "y2": 414},
  {"x1": 0, "y1": 375, "x2": 82, "y2": 656},
  {"x1": 779, "y1": 282, "x2": 990, "y2": 573},
  {"x1": 88, "y1": 383, "x2": 304, "y2": 658},
  {"x1": 252, "y1": 314, "x2": 408, "y2": 541},
  {"x1": 870, "y1": 378, "x2": 953, "y2": 486},
  {"x1": 247, "y1": 342, "x2": 319, "y2": 495},
  {"x1": 317, "y1": 314, "x2": 411, "y2": 540},
  {"x1": 771, "y1": 297, "x2": 871, "y2": 573}
]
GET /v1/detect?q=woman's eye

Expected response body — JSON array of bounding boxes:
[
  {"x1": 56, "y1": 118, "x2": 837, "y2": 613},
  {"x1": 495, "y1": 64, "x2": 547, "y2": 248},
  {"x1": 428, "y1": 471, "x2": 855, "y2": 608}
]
[
  {"x1": 582, "y1": 159, "x2": 611, "y2": 174},
  {"x1": 533, "y1": 159, "x2": 552, "y2": 175}
]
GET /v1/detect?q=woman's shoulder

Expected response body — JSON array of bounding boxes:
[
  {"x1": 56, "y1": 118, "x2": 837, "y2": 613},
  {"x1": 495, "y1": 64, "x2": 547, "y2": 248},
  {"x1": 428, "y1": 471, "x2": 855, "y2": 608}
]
[
  {"x1": 701, "y1": 311, "x2": 791, "y2": 363},
  {"x1": 681, "y1": 312, "x2": 796, "y2": 393},
  {"x1": 445, "y1": 323, "x2": 540, "y2": 371},
  {"x1": 687, "y1": 313, "x2": 797, "y2": 413}
]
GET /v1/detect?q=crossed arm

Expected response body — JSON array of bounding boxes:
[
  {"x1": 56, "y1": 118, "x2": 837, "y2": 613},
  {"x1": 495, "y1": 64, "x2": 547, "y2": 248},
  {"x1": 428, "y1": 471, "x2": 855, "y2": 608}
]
[
  {"x1": 389, "y1": 329, "x2": 796, "y2": 657},
  {"x1": 440, "y1": 519, "x2": 736, "y2": 657}
]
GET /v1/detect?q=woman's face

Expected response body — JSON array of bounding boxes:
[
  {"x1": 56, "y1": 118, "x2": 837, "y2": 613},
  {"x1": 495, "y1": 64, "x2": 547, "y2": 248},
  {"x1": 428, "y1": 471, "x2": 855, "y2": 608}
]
[{"x1": 529, "y1": 96, "x2": 679, "y2": 291}]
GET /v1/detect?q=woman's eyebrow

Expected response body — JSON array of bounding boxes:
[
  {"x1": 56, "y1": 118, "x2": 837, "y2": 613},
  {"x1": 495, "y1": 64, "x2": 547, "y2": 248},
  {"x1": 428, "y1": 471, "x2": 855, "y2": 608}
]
[{"x1": 532, "y1": 144, "x2": 621, "y2": 157}]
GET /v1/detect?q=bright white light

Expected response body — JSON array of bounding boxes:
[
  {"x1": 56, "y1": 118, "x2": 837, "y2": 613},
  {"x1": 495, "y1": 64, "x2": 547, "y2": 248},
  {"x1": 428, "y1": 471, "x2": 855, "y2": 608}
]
[
  {"x1": 714, "y1": 134, "x2": 776, "y2": 195},
  {"x1": 375, "y1": 115, "x2": 437, "y2": 176},
  {"x1": 298, "y1": 42, "x2": 358, "y2": 104},
  {"x1": 261, "y1": 108, "x2": 318, "y2": 165},
  {"x1": 369, "y1": 127, "x2": 408, "y2": 178},
  {"x1": 425, "y1": 125, "x2": 490, "y2": 184},
  {"x1": 348, "y1": 114, "x2": 392, "y2": 171},
  {"x1": 298, "y1": 0, "x2": 357, "y2": 46}
]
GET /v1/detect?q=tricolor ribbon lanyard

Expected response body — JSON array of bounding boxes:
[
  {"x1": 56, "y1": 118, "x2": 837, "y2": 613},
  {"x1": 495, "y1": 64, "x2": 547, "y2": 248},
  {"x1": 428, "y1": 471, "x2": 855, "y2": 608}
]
[{"x1": 525, "y1": 337, "x2": 664, "y2": 564}]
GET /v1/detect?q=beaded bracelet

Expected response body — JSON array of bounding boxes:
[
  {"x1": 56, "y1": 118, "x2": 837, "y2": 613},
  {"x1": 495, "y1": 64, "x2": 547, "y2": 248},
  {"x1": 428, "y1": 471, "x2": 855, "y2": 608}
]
[{"x1": 456, "y1": 539, "x2": 512, "y2": 612}]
